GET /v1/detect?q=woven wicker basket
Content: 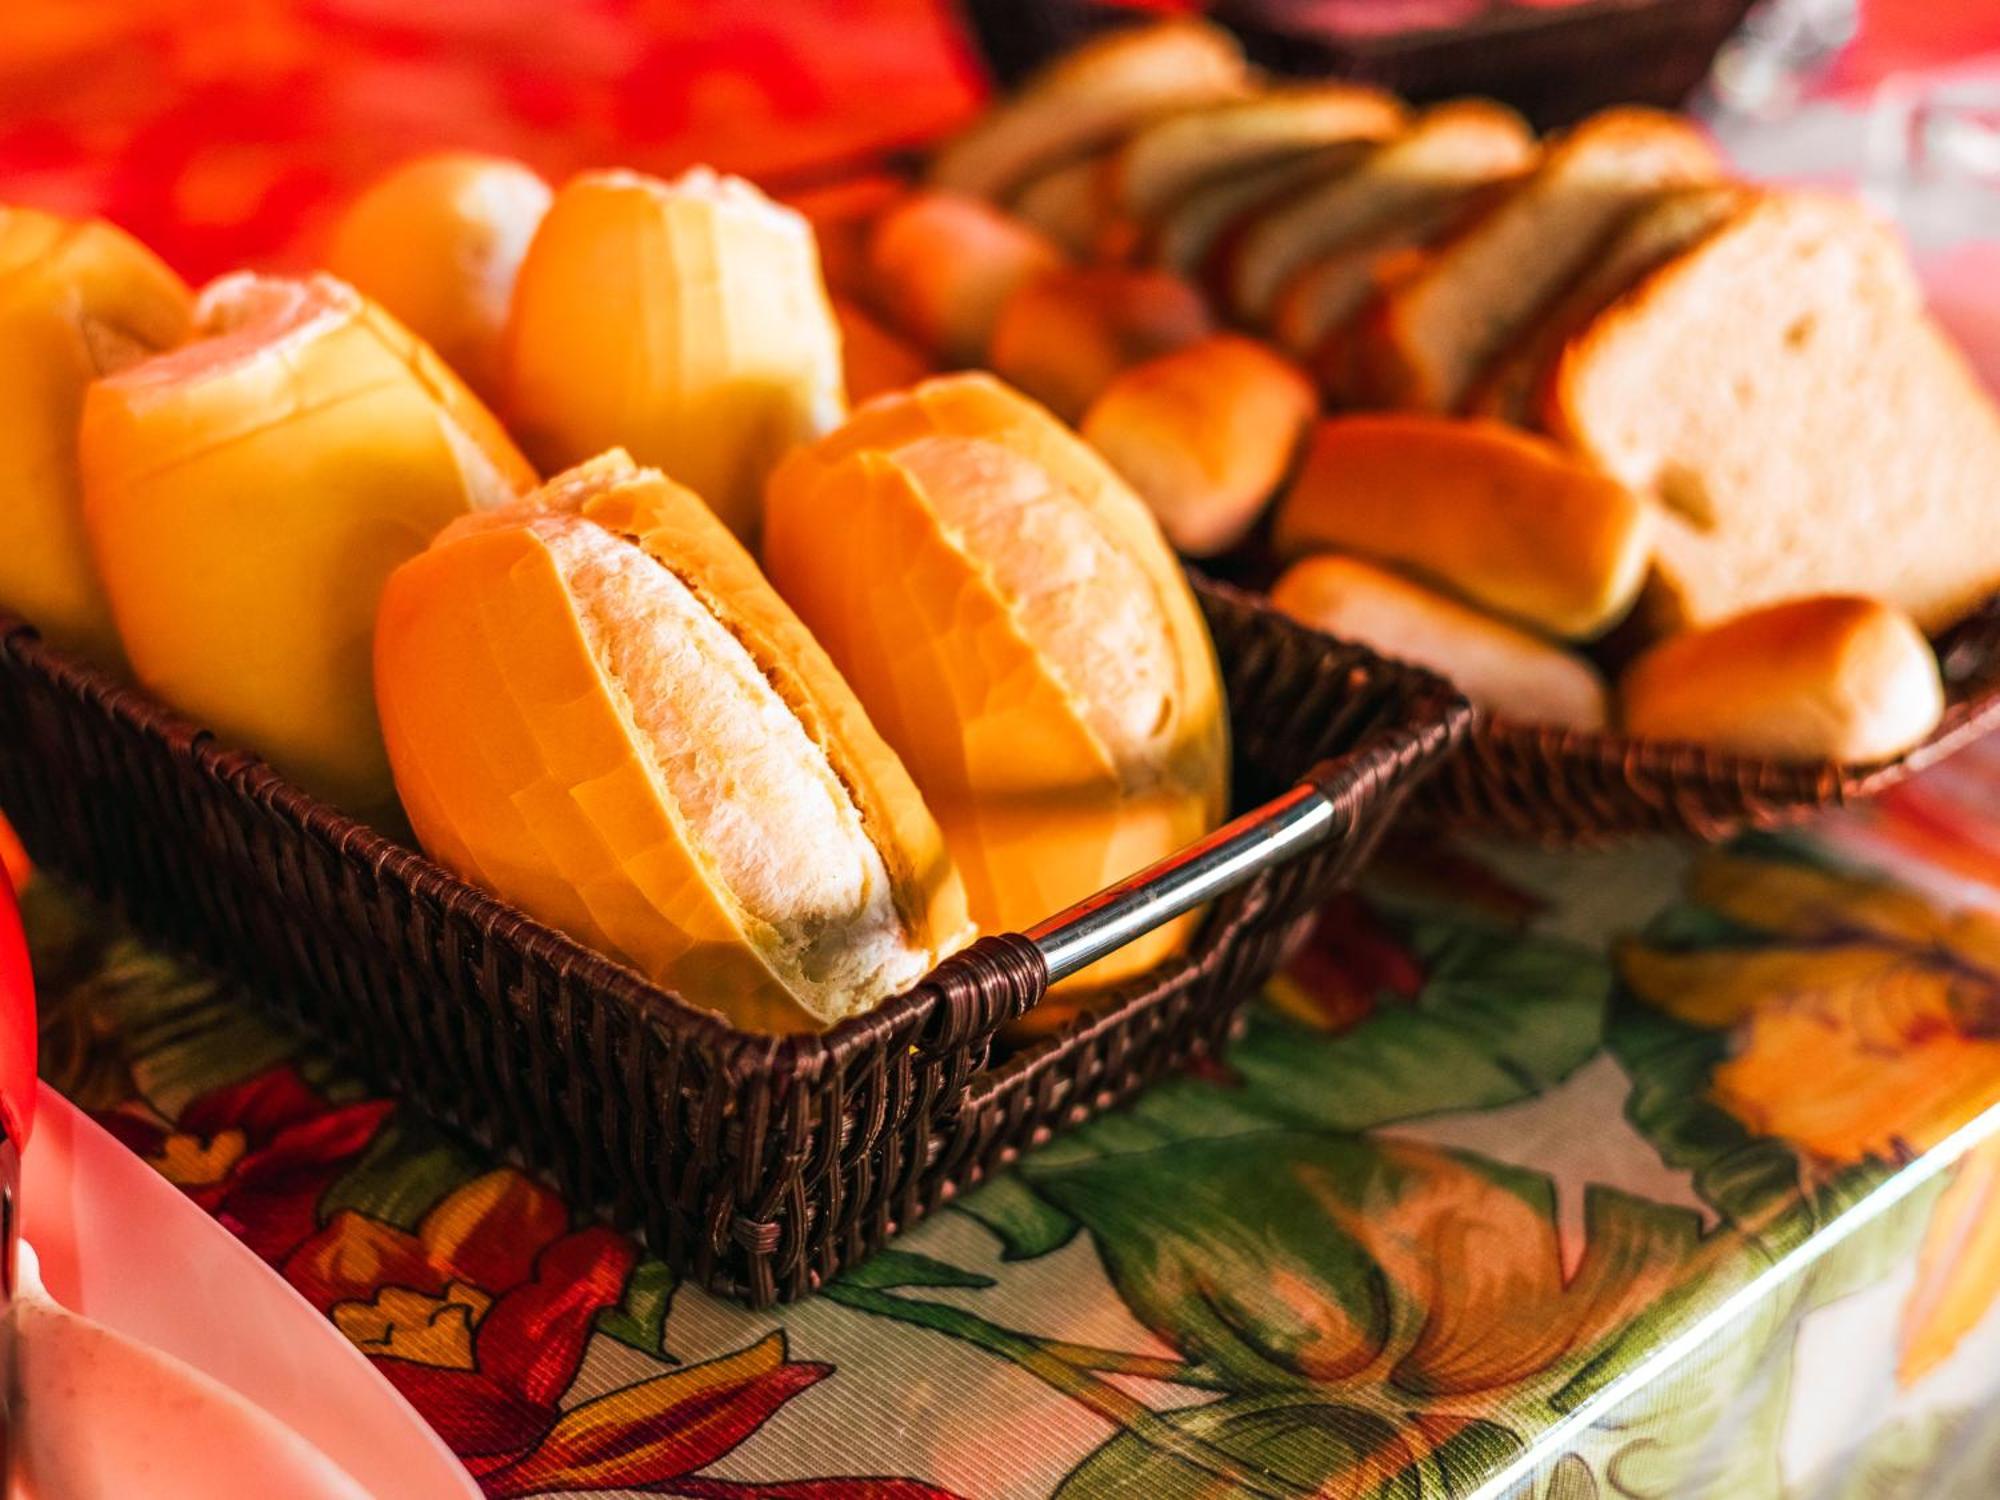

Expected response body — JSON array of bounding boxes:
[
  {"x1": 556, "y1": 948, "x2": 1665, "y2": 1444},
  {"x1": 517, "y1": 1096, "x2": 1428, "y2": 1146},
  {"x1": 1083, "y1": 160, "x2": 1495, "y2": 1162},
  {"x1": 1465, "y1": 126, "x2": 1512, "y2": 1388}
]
[
  {"x1": 0, "y1": 575, "x2": 1466, "y2": 1304},
  {"x1": 1413, "y1": 598, "x2": 2000, "y2": 846}
]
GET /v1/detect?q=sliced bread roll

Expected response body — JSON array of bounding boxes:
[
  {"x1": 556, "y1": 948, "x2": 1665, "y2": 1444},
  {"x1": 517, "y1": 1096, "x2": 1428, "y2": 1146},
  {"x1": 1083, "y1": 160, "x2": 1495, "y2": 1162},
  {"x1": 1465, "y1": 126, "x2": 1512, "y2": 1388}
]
[
  {"x1": 1548, "y1": 190, "x2": 2000, "y2": 635},
  {"x1": 1467, "y1": 183, "x2": 1745, "y2": 425},
  {"x1": 1273, "y1": 555, "x2": 1609, "y2": 730},
  {"x1": 764, "y1": 373, "x2": 1227, "y2": 988},
  {"x1": 1273, "y1": 414, "x2": 1654, "y2": 638},
  {"x1": 1111, "y1": 84, "x2": 1407, "y2": 223},
  {"x1": 1224, "y1": 101, "x2": 1535, "y2": 325},
  {"x1": 1620, "y1": 596, "x2": 1944, "y2": 761},
  {"x1": 376, "y1": 453, "x2": 972, "y2": 1031},
  {"x1": 930, "y1": 20, "x2": 1250, "y2": 202},
  {"x1": 1349, "y1": 108, "x2": 1723, "y2": 411}
]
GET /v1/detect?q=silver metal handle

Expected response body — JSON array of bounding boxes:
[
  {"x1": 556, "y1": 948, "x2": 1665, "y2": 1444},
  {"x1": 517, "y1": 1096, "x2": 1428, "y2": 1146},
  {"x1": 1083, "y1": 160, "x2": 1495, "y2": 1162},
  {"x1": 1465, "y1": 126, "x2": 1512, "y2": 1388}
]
[{"x1": 1022, "y1": 779, "x2": 1343, "y2": 983}]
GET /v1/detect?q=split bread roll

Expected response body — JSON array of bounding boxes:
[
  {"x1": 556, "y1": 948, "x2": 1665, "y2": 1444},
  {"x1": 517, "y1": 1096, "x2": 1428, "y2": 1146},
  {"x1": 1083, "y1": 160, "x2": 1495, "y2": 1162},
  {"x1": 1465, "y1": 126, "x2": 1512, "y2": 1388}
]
[
  {"x1": 987, "y1": 265, "x2": 1212, "y2": 422},
  {"x1": 1350, "y1": 107, "x2": 1722, "y2": 411},
  {"x1": 1272, "y1": 555, "x2": 1608, "y2": 731},
  {"x1": 1273, "y1": 414, "x2": 1654, "y2": 639},
  {"x1": 503, "y1": 166, "x2": 843, "y2": 541},
  {"x1": 764, "y1": 373, "x2": 1228, "y2": 988},
  {"x1": 1620, "y1": 596, "x2": 1944, "y2": 762},
  {"x1": 867, "y1": 191, "x2": 1065, "y2": 366},
  {"x1": 1081, "y1": 334, "x2": 1315, "y2": 557},
  {"x1": 326, "y1": 152, "x2": 551, "y2": 403},
  {"x1": 0, "y1": 207, "x2": 190, "y2": 666},
  {"x1": 375, "y1": 452, "x2": 972, "y2": 1032},
  {"x1": 1549, "y1": 190, "x2": 2000, "y2": 636},
  {"x1": 82, "y1": 273, "x2": 534, "y2": 812},
  {"x1": 930, "y1": 20, "x2": 1250, "y2": 202}
]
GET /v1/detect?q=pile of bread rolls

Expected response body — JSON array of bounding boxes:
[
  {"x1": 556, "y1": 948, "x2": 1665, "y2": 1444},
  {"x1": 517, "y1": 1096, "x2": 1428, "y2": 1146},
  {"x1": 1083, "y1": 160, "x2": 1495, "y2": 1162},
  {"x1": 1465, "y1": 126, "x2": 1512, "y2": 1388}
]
[
  {"x1": 834, "y1": 18, "x2": 2000, "y2": 764},
  {"x1": 0, "y1": 159, "x2": 1228, "y2": 1034}
]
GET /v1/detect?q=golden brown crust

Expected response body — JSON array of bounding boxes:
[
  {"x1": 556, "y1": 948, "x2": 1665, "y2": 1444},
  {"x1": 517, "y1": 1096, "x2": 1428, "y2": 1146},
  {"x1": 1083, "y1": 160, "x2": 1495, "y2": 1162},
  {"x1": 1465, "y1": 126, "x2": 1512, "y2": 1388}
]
[
  {"x1": 1272, "y1": 413, "x2": 1654, "y2": 638},
  {"x1": 987, "y1": 265, "x2": 1213, "y2": 421},
  {"x1": 1080, "y1": 334, "x2": 1315, "y2": 556},
  {"x1": 1620, "y1": 595, "x2": 1944, "y2": 761}
]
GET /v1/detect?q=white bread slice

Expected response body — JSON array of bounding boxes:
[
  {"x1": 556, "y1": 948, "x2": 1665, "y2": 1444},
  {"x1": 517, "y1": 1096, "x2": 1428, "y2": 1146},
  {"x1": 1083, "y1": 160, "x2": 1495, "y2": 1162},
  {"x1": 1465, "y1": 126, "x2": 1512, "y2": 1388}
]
[
  {"x1": 1549, "y1": 190, "x2": 2000, "y2": 636},
  {"x1": 1224, "y1": 100, "x2": 1535, "y2": 324},
  {"x1": 1268, "y1": 179, "x2": 1504, "y2": 359},
  {"x1": 1351, "y1": 108, "x2": 1723, "y2": 411},
  {"x1": 1111, "y1": 85, "x2": 1406, "y2": 223},
  {"x1": 930, "y1": 21, "x2": 1250, "y2": 202},
  {"x1": 1147, "y1": 145, "x2": 1369, "y2": 281},
  {"x1": 1467, "y1": 183, "x2": 1745, "y2": 424}
]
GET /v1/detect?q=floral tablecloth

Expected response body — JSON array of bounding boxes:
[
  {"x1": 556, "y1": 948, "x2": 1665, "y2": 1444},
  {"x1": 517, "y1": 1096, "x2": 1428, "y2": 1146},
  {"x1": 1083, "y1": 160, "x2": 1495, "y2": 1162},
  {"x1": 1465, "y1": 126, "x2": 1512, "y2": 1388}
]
[
  {"x1": 28, "y1": 734, "x2": 2000, "y2": 1498},
  {"x1": 9, "y1": 2, "x2": 2000, "y2": 1494}
]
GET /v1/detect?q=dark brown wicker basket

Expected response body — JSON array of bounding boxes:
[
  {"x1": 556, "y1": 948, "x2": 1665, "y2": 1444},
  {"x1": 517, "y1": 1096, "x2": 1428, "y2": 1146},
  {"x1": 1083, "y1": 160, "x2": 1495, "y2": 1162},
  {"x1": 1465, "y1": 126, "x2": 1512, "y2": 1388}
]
[
  {"x1": 1414, "y1": 598, "x2": 2000, "y2": 846},
  {"x1": 0, "y1": 575, "x2": 1466, "y2": 1304},
  {"x1": 957, "y1": 0, "x2": 1759, "y2": 129}
]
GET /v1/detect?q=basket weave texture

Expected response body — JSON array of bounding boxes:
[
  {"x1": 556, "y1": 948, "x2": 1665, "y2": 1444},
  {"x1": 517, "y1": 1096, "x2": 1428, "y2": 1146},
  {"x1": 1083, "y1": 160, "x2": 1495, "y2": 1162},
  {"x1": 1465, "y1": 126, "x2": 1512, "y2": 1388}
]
[
  {"x1": 0, "y1": 574, "x2": 1466, "y2": 1304},
  {"x1": 1415, "y1": 599, "x2": 2000, "y2": 846}
]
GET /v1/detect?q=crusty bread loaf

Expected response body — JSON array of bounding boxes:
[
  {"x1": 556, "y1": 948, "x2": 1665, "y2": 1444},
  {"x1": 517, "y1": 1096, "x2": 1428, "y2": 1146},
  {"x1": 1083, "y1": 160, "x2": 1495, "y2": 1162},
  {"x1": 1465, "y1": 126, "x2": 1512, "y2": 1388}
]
[
  {"x1": 1620, "y1": 595, "x2": 1944, "y2": 761},
  {"x1": 867, "y1": 191, "x2": 1065, "y2": 367},
  {"x1": 1273, "y1": 555, "x2": 1608, "y2": 729},
  {"x1": 1548, "y1": 190, "x2": 2000, "y2": 636},
  {"x1": 1273, "y1": 414, "x2": 1654, "y2": 638},
  {"x1": 1111, "y1": 85, "x2": 1406, "y2": 223},
  {"x1": 930, "y1": 21, "x2": 1250, "y2": 202},
  {"x1": 987, "y1": 265, "x2": 1213, "y2": 421},
  {"x1": 376, "y1": 452, "x2": 972, "y2": 1031},
  {"x1": 1467, "y1": 183, "x2": 1744, "y2": 425},
  {"x1": 1350, "y1": 108, "x2": 1722, "y2": 411},
  {"x1": 1225, "y1": 100, "x2": 1535, "y2": 324},
  {"x1": 764, "y1": 372, "x2": 1227, "y2": 988},
  {"x1": 1081, "y1": 334, "x2": 1316, "y2": 556}
]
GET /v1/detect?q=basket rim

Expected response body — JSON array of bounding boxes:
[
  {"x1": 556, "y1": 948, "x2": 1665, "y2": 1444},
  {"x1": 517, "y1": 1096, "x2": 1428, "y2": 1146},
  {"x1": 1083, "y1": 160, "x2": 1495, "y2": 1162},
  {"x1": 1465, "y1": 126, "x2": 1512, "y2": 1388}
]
[
  {"x1": 0, "y1": 569, "x2": 1467, "y2": 1075},
  {"x1": 1462, "y1": 591, "x2": 2000, "y2": 809}
]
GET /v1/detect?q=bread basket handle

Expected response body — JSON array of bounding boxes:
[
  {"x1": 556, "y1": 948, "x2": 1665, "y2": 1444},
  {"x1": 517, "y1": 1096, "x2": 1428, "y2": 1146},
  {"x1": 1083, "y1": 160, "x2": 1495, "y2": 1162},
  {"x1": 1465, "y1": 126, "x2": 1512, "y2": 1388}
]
[{"x1": 1022, "y1": 766, "x2": 1359, "y2": 984}]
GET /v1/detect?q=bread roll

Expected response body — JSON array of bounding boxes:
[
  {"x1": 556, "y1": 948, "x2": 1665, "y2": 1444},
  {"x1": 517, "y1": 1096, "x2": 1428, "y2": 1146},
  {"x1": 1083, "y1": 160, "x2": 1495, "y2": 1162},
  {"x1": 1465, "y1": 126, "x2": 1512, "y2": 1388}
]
[
  {"x1": 1549, "y1": 191, "x2": 2000, "y2": 636},
  {"x1": 832, "y1": 296, "x2": 933, "y2": 403},
  {"x1": 376, "y1": 452, "x2": 972, "y2": 1031},
  {"x1": 1272, "y1": 555, "x2": 1608, "y2": 730},
  {"x1": 1009, "y1": 153, "x2": 1118, "y2": 259},
  {"x1": 1273, "y1": 414, "x2": 1654, "y2": 639},
  {"x1": 0, "y1": 208, "x2": 190, "y2": 666},
  {"x1": 987, "y1": 265, "x2": 1212, "y2": 422},
  {"x1": 867, "y1": 191, "x2": 1065, "y2": 366},
  {"x1": 1147, "y1": 148, "x2": 1350, "y2": 281},
  {"x1": 1620, "y1": 596, "x2": 1943, "y2": 761},
  {"x1": 1081, "y1": 334, "x2": 1315, "y2": 556},
  {"x1": 930, "y1": 20, "x2": 1250, "y2": 202},
  {"x1": 325, "y1": 152, "x2": 550, "y2": 402},
  {"x1": 503, "y1": 167, "x2": 842, "y2": 541},
  {"x1": 764, "y1": 372, "x2": 1227, "y2": 987},
  {"x1": 82, "y1": 273, "x2": 534, "y2": 812}
]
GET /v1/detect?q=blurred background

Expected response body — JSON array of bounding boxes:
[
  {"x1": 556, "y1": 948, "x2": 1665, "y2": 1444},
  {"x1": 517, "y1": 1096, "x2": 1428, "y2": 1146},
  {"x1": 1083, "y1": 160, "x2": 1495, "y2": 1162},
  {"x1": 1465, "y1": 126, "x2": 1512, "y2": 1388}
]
[{"x1": 4, "y1": 0, "x2": 1995, "y2": 283}]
